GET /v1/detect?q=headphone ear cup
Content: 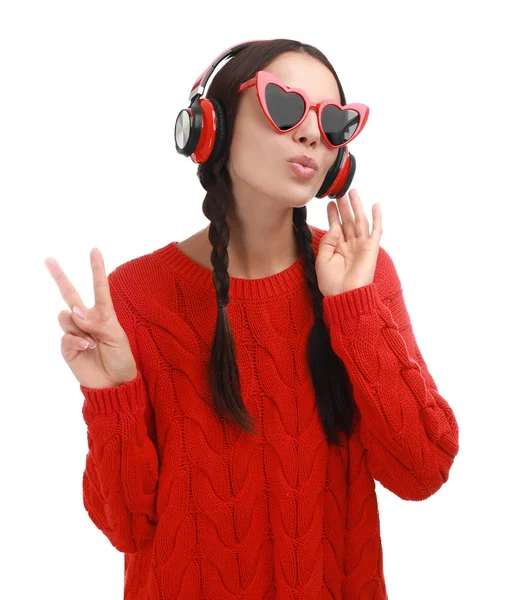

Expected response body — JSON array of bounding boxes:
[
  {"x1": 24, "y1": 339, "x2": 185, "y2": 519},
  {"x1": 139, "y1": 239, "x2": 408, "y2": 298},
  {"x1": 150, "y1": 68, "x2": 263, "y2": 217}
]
[
  {"x1": 174, "y1": 100, "x2": 203, "y2": 157},
  {"x1": 316, "y1": 147, "x2": 356, "y2": 199},
  {"x1": 205, "y1": 98, "x2": 227, "y2": 165}
]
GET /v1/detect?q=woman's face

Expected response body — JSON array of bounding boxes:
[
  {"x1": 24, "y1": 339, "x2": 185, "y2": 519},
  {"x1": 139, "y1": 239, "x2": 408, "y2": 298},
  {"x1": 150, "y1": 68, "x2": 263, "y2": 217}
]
[{"x1": 227, "y1": 52, "x2": 342, "y2": 208}]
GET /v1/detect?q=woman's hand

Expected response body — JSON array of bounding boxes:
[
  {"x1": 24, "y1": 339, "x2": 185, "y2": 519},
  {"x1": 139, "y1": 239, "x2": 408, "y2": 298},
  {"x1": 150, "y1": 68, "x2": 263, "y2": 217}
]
[
  {"x1": 315, "y1": 188, "x2": 383, "y2": 298},
  {"x1": 45, "y1": 248, "x2": 138, "y2": 389}
]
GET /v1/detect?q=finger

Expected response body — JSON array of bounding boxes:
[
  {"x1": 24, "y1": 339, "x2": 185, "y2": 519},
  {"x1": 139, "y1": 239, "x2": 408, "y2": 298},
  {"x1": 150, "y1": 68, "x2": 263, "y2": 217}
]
[
  {"x1": 61, "y1": 332, "x2": 95, "y2": 360},
  {"x1": 336, "y1": 192, "x2": 356, "y2": 240},
  {"x1": 327, "y1": 200, "x2": 340, "y2": 227},
  {"x1": 57, "y1": 310, "x2": 92, "y2": 337},
  {"x1": 44, "y1": 256, "x2": 87, "y2": 312},
  {"x1": 326, "y1": 201, "x2": 345, "y2": 251},
  {"x1": 90, "y1": 248, "x2": 113, "y2": 308},
  {"x1": 371, "y1": 203, "x2": 383, "y2": 243},
  {"x1": 348, "y1": 189, "x2": 370, "y2": 238},
  {"x1": 318, "y1": 220, "x2": 344, "y2": 261},
  {"x1": 57, "y1": 310, "x2": 97, "y2": 347},
  {"x1": 58, "y1": 309, "x2": 85, "y2": 335}
]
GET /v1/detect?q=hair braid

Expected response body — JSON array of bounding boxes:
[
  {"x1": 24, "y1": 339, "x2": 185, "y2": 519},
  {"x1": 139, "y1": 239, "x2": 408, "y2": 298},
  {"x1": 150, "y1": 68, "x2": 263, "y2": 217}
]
[{"x1": 201, "y1": 165, "x2": 258, "y2": 434}]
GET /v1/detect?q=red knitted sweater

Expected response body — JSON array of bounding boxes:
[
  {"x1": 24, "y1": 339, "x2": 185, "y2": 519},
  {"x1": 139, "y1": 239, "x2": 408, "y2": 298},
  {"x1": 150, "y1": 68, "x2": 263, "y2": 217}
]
[{"x1": 80, "y1": 226, "x2": 459, "y2": 599}]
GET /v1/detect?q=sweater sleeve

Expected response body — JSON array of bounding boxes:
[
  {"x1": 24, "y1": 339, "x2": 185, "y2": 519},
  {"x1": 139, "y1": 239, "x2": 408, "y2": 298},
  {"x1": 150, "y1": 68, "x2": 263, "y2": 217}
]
[
  {"x1": 322, "y1": 247, "x2": 459, "y2": 501},
  {"x1": 80, "y1": 272, "x2": 160, "y2": 553}
]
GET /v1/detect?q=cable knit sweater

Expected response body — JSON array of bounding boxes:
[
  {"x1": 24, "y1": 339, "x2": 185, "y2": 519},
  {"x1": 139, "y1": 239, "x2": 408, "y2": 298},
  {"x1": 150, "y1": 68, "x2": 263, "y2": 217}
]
[{"x1": 79, "y1": 226, "x2": 459, "y2": 600}]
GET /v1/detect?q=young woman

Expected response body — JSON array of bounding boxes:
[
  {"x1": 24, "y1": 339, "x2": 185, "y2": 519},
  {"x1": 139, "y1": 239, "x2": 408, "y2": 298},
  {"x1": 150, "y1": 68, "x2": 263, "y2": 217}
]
[{"x1": 45, "y1": 39, "x2": 459, "y2": 600}]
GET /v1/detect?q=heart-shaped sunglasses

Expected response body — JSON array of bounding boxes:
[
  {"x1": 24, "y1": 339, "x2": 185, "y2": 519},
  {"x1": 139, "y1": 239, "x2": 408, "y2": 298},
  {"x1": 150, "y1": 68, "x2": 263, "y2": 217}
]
[{"x1": 238, "y1": 70, "x2": 369, "y2": 149}]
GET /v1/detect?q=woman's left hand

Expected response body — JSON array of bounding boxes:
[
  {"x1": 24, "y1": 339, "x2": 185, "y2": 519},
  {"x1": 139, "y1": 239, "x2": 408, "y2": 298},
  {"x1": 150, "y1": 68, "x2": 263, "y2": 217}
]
[{"x1": 315, "y1": 188, "x2": 383, "y2": 298}]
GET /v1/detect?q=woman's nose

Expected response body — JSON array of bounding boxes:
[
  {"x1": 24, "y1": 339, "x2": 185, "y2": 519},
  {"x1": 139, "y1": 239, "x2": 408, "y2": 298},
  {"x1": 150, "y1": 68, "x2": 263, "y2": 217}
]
[{"x1": 293, "y1": 108, "x2": 321, "y2": 144}]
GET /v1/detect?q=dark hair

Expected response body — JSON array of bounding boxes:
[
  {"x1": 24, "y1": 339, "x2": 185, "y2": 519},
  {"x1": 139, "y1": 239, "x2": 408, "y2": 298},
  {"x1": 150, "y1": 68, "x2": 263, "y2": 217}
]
[{"x1": 198, "y1": 39, "x2": 357, "y2": 446}]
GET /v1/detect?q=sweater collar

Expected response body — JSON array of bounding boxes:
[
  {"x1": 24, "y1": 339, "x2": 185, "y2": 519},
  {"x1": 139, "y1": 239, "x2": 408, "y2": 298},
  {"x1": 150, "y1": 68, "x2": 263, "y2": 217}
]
[{"x1": 154, "y1": 232, "x2": 320, "y2": 302}]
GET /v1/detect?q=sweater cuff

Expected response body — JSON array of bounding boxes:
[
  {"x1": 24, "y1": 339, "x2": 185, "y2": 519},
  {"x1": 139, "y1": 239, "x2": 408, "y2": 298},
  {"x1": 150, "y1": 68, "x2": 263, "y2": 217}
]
[
  {"x1": 80, "y1": 370, "x2": 146, "y2": 419},
  {"x1": 322, "y1": 283, "x2": 380, "y2": 325}
]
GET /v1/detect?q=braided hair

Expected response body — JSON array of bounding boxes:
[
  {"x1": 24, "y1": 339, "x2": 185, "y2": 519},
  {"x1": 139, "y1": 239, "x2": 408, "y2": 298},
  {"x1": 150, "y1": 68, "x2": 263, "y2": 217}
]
[{"x1": 197, "y1": 39, "x2": 358, "y2": 446}]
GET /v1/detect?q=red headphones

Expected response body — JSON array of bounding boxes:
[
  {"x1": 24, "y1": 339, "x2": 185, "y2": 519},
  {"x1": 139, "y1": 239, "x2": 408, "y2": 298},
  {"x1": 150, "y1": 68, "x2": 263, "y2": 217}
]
[{"x1": 174, "y1": 40, "x2": 362, "y2": 199}]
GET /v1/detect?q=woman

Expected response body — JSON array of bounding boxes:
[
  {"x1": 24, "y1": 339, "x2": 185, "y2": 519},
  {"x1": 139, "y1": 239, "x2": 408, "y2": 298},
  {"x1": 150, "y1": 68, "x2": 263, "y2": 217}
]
[{"x1": 45, "y1": 39, "x2": 459, "y2": 600}]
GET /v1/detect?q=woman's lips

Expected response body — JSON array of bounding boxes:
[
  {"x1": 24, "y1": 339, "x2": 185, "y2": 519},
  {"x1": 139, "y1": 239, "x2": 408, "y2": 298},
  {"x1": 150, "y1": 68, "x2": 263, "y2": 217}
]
[{"x1": 288, "y1": 162, "x2": 317, "y2": 180}]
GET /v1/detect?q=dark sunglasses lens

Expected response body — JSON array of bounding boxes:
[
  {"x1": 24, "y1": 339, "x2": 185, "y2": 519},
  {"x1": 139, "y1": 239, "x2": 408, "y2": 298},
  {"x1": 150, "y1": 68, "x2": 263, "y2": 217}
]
[
  {"x1": 265, "y1": 83, "x2": 305, "y2": 130},
  {"x1": 321, "y1": 106, "x2": 359, "y2": 146}
]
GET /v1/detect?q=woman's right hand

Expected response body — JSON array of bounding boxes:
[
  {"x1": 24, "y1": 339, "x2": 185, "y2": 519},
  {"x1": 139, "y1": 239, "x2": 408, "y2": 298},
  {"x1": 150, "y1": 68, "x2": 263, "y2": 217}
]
[{"x1": 44, "y1": 248, "x2": 138, "y2": 389}]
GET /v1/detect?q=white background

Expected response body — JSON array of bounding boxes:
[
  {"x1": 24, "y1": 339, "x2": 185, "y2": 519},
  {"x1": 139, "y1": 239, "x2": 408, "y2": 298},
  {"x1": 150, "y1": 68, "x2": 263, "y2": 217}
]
[{"x1": 1, "y1": 1, "x2": 507, "y2": 598}]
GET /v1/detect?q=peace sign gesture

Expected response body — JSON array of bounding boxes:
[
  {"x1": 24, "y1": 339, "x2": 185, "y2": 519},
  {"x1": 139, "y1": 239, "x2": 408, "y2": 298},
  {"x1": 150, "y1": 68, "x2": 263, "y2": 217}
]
[{"x1": 44, "y1": 248, "x2": 137, "y2": 389}]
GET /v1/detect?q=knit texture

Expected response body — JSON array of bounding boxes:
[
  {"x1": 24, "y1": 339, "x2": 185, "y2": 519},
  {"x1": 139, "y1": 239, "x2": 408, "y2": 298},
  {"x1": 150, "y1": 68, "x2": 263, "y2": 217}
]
[{"x1": 80, "y1": 226, "x2": 459, "y2": 599}]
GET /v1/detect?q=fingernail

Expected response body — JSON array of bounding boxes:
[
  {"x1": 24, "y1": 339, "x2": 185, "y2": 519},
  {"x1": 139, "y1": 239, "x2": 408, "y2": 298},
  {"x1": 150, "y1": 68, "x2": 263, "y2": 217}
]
[
  {"x1": 73, "y1": 306, "x2": 87, "y2": 320},
  {"x1": 85, "y1": 337, "x2": 97, "y2": 349}
]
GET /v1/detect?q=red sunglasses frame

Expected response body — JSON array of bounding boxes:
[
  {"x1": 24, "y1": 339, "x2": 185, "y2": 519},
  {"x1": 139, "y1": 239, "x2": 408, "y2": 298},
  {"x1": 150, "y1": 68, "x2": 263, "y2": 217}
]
[{"x1": 238, "y1": 70, "x2": 369, "y2": 149}]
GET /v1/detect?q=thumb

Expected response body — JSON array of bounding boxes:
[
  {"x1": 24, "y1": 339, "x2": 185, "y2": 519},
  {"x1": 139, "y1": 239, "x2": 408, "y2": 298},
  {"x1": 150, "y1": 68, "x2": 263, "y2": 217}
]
[
  {"x1": 71, "y1": 305, "x2": 120, "y2": 345},
  {"x1": 71, "y1": 306, "x2": 95, "y2": 333},
  {"x1": 319, "y1": 221, "x2": 341, "y2": 259}
]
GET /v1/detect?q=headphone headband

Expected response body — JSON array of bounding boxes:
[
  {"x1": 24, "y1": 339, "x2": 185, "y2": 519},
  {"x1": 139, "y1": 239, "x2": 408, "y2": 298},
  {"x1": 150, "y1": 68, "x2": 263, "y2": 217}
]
[{"x1": 188, "y1": 40, "x2": 263, "y2": 103}]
